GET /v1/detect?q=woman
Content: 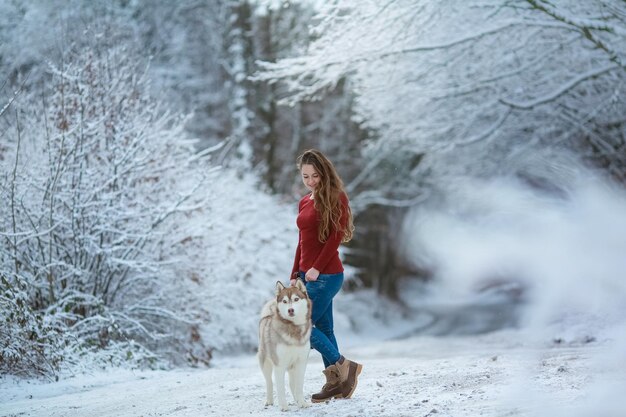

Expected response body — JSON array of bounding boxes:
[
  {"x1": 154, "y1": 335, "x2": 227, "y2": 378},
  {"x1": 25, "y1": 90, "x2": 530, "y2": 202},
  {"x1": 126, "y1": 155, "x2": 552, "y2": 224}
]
[{"x1": 290, "y1": 149, "x2": 363, "y2": 402}]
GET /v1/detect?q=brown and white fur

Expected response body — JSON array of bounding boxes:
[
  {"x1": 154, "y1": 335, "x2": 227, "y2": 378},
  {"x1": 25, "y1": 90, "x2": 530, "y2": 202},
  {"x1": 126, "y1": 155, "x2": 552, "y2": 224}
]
[{"x1": 258, "y1": 280, "x2": 312, "y2": 411}]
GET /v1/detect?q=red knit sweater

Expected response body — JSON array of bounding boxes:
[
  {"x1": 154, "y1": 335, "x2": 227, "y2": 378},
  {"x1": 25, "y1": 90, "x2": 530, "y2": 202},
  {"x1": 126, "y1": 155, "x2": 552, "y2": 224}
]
[{"x1": 291, "y1": 192, "x2": 350, "y2": 276}]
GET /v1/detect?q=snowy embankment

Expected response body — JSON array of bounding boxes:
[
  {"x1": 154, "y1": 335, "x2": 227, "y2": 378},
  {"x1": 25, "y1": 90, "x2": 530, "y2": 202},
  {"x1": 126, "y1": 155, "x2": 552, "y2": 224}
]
[
  {"x1": 3, "y1": 170, "x2": 626, "y2": 417},
  {"x1": 182, "y1": 168, "x2": 299, "y2": 354},
  {"x1": 1, "y1": 328, "x2": 624, "y2": 417}
]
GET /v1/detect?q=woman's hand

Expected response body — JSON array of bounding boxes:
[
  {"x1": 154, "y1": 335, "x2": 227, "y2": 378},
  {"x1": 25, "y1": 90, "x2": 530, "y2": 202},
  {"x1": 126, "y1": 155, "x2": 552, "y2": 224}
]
[
  {"x1": 305, "y1": 267, "x2": 320, "y2": 282},
  {"x1": 290, "y1": 271, "x2": 300, "y2": 286}
]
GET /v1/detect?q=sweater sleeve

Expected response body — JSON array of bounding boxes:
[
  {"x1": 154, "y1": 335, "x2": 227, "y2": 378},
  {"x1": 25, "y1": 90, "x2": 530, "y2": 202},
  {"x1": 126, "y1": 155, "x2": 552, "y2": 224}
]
[
  {"x1": 291, "y1": 231, "x2": 301, "y2": 278},
  {"x1": 291, "y1": 197, "x2": 306, "y2": 278},
  {"x1": 312, "y1": 193, "x2": 349, "y2": 272}
]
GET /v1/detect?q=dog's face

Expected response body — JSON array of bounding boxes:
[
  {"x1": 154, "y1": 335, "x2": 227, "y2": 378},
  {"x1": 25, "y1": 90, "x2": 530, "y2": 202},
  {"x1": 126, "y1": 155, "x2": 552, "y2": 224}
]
[{"x1": 275, "y1": 280, "x2": 309, "y2": 323}]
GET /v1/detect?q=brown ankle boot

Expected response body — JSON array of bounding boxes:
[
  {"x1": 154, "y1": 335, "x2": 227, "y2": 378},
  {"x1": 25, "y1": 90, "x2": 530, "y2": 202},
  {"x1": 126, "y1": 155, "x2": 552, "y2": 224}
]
[
  {"x1": 335, "y1": 355, "x2": 363, "y2": 399},
  {"x1": 311, "y1": 365, "x2": 343, "y2": 403}
]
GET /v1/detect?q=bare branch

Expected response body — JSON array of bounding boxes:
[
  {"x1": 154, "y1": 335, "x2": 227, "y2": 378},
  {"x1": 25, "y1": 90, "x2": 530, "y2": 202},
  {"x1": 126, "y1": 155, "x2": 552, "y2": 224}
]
[
  {"x1": 525, "y1": 0, "x2": 626, "y2": 68},
  {"x1": 352, "y1": 191, "x2": 429, "y2": 213},
  {"x1": 0, "y1": 72, "x2": 30, "y2": 119},
  {"x1": 455, "y1": 107, "x2": 512, "y2": 148},
  {"x1": 499, "y1": 64, "x2": 619, "y2": 109}
]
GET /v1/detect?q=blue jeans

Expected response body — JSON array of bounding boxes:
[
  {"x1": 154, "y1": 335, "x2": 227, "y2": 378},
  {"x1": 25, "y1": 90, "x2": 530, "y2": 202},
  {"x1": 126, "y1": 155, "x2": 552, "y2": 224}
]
[{"x1": 299, "y1": 271, "x2": 344, "y2": 367}]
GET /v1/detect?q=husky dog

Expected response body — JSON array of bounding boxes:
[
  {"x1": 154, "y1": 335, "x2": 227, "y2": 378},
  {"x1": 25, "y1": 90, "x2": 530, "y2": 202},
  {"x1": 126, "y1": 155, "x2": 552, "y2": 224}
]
[{"x1": 258, "y1": 280, "x2": 312, "y2": 411}]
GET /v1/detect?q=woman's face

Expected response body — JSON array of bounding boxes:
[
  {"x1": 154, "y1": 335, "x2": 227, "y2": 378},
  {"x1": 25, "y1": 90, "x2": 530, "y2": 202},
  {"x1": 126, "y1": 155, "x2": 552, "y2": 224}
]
[{"x1": 301, "y1": 164, "x2": 320, "y2": 192}]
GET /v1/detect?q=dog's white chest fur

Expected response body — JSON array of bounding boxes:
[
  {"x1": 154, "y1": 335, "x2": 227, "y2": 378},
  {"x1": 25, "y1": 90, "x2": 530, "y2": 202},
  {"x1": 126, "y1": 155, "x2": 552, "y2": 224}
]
[{"x1": 274, "y1": 340, "x2": 310, "y2": 367}]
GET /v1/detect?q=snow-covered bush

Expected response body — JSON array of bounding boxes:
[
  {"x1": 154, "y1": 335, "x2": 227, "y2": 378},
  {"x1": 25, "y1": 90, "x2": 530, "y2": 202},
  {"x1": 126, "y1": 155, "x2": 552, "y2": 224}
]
[
  {"x1": 0, "y1": 274, "x2": 63, "y2": 377},
  {"x1": 1, "y1": 36, "x2": 303, "y2": 376},
  {"x1": 0, "y1": 44, "x2": 215, "y2": 376}
]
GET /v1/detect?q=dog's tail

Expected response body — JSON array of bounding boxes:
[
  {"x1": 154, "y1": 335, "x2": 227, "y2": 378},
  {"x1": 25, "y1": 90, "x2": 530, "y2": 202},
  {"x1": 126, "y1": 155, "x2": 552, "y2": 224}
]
[{"x1": 260, "y1": 299, "x2": 276, "y2": 319}]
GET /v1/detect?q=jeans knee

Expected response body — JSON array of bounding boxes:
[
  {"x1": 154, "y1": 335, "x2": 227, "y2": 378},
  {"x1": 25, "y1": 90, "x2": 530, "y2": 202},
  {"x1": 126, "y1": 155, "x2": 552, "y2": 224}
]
[{"x1": 315, "y1": 322, "x2": 333, "y2": 336}]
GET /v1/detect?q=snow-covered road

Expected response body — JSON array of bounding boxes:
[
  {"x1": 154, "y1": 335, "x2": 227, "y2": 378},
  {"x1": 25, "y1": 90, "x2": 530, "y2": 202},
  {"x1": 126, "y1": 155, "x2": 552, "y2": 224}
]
[{"x1": 2, "y1": 331, "x2": 619, "y2": 417}]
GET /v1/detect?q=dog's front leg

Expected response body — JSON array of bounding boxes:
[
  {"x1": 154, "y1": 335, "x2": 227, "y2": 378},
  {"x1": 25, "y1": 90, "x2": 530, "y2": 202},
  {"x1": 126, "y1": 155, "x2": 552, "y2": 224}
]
[
  {"x1": 260, "y1": 359, "x2": 273, "y2": 406},
  {"x1": 291, "y1": 362, "x2": 310, "y2": 408},
  {"x1": 274, "y1": 366, "x2": 290, "y2": 411},
  {"x1": 288, "y1": 368, "x2": 297, "y2": 405}
]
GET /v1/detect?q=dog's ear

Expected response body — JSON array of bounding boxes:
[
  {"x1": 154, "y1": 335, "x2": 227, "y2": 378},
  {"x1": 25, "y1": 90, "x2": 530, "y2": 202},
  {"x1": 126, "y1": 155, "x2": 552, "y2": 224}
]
[
  {"x1": 275, "y1": 281, "x2": 286, "y2": 294},
  {"x1": 295, "y1": 279, "x2": 307, "y2": 296}
]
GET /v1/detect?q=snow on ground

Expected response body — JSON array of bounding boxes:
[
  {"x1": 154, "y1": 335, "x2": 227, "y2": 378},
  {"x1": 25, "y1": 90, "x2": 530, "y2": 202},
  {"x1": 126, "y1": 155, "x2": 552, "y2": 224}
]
[
  {"x1": 2, "y1": 173, "x2": 626, "y2": 417},
  {"x1": 4, "y1": 164, "x2": 626, "y2": 417},
  {"x1": 1, "y1": 328, "x2": 624, "y2": 417}
]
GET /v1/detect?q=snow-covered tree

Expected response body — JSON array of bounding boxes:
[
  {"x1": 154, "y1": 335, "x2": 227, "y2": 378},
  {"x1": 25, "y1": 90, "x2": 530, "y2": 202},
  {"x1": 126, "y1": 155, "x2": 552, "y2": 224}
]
[
  {"x1": 210, "y1": 0, "x2": 365, "y2": 181},
  {"x1": 132, "y1": 1, "x2": 235, "y2": 149},
  {"x1": 256, "y1": 0, "x2": 626, "y2": 197},
  {"x1": 252, "y1": 0, "x2": 626, "y2": 295}
]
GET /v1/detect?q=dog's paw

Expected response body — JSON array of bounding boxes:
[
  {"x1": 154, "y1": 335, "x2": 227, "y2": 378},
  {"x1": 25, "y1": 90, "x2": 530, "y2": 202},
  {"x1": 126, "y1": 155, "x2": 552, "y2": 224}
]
[
  {"x1": 297, "y1": 401, "x2": 311, "y2": 408},
  {"x1": 279, "y1": 404, "x2": 290, "y2": 412},
  {"x1": 264, "y1": 400, "x2": 273, "y2": 407}
]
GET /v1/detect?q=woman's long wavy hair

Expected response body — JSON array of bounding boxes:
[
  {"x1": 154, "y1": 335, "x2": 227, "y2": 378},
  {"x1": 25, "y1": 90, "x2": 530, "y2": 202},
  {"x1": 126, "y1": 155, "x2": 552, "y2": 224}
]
[{"x1": 297, "y1": 149, "x2": 354, "y2": 243}]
